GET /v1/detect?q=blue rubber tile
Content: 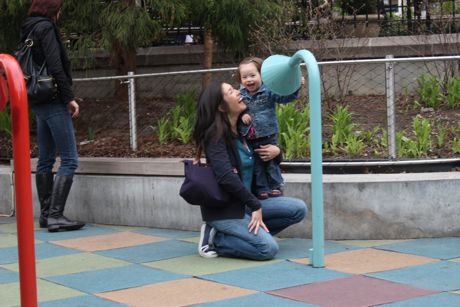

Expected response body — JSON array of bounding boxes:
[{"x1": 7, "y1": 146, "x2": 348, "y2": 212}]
[
  {"x1": 0, "y1": 217, "x2": 15, "y2": 224},
  {"x1": 134, "y1": 228, "x2": 199, "y2": 239},
  {"x1": 367, "y1": 261, "x2": 460, "y2": 291},
  {"x1": 96, "y1": 240, "x2": 196, "y2": 263},
  {"x1": 376, "y1": 237, "x2": 460, "y2": 260},
  {"x1": 0, "y1": 242, "x2": 78, "y2": 265},
  {"x1": 46, "y1": 264, "x2": 187, "y2": 294},
  {"x1": 40, "y1": 295, "x2": 128, "y2": 307},
  {"x1": 34, "y1": 224, "x2": 118, "y2": 241},
  {"x1": 275, "y1": 238, "x2": 361, "y2": 259},
  {"x1": 380, "y1": 292, "x2": 460, "y2": 306},
  {"x1": 201, "y1": 260, "x2": 350, "y2": 292},
  {"x1": 194, "y1": 292, "x2": 318, "y2": 306},
  {"x1": 0, "y1": 267, "x2": 18, "y2": 284}
]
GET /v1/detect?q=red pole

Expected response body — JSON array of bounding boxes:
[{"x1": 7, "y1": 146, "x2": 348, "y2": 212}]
[{"x1": 0, "y1": 54, "x2": 38, "y2": 307}]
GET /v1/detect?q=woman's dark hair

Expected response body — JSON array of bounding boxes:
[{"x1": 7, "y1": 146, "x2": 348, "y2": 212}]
[
  {"x1": 28, "y1": 0, "x2": 62, "y2": 19},
  {"x1": 234, "y1": 57, "x2": 263, "y2": 83},
  {"x1": 193, "y1": 81, "x2": 233, "y2": 156}
]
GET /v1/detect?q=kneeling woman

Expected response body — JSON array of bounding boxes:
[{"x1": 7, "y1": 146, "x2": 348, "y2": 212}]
[{"x1": 193, "y1": 81, "x2": 307, "y2": 260}]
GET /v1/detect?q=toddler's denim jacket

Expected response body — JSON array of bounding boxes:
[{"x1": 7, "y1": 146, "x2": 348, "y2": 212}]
[{"x1": 238, "y1": 84, "x2": 299, "y2": 138}]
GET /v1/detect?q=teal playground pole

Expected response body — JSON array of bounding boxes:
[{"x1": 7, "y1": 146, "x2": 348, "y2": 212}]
[{"x1": 261, "y1": 50, "x2": 324, "y2": 267}]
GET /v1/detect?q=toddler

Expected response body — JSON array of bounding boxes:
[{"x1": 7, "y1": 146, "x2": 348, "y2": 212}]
[{"x1": 236, "y1": 57, "x2": 302, "y2": 199}]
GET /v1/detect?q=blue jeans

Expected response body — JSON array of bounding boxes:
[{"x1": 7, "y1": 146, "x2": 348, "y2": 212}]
[
  {"x1": 249, "y1": 134, "x2": 284, "y2": 194},
  {"x1": 208, "y1": 197, "x2": 307, "y2": 260},
  {"x1": 32, "y1": 102, "x2": 78, "y2": 177}
]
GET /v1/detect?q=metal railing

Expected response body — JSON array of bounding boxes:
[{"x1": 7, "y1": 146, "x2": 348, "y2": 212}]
[{"x1": 73, "y1": 54, "x2": 460, "y2": 157}]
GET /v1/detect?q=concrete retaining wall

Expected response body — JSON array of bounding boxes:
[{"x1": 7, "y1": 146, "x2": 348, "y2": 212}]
[{"x1": 3, "y1": 158, "x2": 460, "y2": 239}]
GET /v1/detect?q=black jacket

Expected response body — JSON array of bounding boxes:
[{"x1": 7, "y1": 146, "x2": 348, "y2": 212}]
[
  {"x1": 201, "y1": 136, "x2": 261, "y2": 221},
  {"x1": 20, "y1": 16, "x2": 74, "y2": 104}
]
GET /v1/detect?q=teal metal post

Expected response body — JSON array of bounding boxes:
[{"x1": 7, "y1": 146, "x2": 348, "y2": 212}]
[{"x1": 290, "y1": 50, "x2": 324, "y2": 267}]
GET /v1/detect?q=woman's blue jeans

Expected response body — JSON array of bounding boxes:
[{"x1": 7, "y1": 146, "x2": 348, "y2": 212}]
[
  {"x1": 208, "y1": 196, "x2": 307, "y2": 260},
  {"x1": 31, "y1": 102, "x2": 78, "y2": 177}
]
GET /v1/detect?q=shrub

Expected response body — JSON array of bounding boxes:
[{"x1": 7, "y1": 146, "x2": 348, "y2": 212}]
[
  {"x1": 416, "y1": 74, "x2": 443, "y2": 108},
  {"x1": 446, "y1": 76, "x2": 460, "y2": 108},
  {"x1": 0, "y1": 106, "x2": 12, "y2": 137}
]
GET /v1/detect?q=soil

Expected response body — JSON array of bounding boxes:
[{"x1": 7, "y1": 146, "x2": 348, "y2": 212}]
[{"x1": 0, "y1": 94, "x2": 459, "y2": 161}]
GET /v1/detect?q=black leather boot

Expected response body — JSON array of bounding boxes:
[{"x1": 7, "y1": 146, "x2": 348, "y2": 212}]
[
  {"x1": 47, "y1": 175, "x2": 85, "y2": 232},
  {"x1": 36, "y1": 172, "x2": 54, "y2": 228}
]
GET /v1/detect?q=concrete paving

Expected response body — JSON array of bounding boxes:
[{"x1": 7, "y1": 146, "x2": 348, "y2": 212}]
[{"x1": 1, "y1": 216, "x2": 460, "y2": 306}]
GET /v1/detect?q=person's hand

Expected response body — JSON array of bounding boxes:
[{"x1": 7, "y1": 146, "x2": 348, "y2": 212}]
[
  {"x1": 248, "y1": 208, "x2": 269, "y2": 234},
  {"x1": 254, "y1": 144, "x2": 281, "y2": 162},
  {"x1": 242, "y1": 113, "x2": 252, "y2": 125},
  {"x1": 67, "y1": 100, "x2": 79, "y2": 118}
]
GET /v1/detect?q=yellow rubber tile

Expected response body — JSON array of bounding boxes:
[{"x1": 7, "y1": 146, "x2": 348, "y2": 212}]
[
  {"x1": 291, "y1": 248, "x2": 439, "y2": 274},
  {"x1": 50, "y1": 231, "x2": 166, "y2": 252},
  {"x1": 96, "y1": 277, "x2": 257, "y2": 307}
]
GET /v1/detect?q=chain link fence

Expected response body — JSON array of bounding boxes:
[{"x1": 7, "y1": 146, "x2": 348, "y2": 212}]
[{"x1": 73, "y1": 55, "x2": 460, "y2": 158}]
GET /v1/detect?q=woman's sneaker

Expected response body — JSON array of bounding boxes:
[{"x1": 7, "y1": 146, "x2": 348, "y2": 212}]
[{"x1": 198, "y1": 224, "x2": 218, "y2": 258}]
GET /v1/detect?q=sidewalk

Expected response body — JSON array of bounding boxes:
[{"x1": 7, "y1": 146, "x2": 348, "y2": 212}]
[{"x1": 1, "y1": 216, "x2": 460, "y2": 306}]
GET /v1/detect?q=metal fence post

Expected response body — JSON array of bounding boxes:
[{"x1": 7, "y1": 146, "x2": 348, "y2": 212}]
[
  {"x1": 385, "y1": 55, "x2": 396, "y2": 159},
  {"x1": 127, "y1": 71, "x2": 137, "y2": 151}
]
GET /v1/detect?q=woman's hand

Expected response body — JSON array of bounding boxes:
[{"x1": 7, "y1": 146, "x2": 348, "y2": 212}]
[
  {"x1": 68, "y1": 100, "x2": 79, "y2": 118},
  {"x1": 248, "y1": 208, "x2": 269, "y2": 234},
  {"x1": 254, "y1": 144, "x2": 281, "y2": 162}
]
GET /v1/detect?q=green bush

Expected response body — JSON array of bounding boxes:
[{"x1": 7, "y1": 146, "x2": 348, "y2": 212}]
[
  {"x1": 416, "y1": 74, "x2": 443, "y2": 108},
  {"x1": 277, "y1": 101, "x2": 310, "y2": 160},
  {"x1": 155, "y1": 91, "x2": 196, "y2": 144},
  {"x1": 0, "y1": 106, "x2": 12, "y2": 137},
  {"x1": 446, "y1": 76, "x2": 460, "y2": 108}
]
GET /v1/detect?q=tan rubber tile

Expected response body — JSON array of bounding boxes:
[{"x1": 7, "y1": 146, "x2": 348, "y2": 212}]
[
  {"x1": 291, "y1": 248, "x2": 439, "y2": 274},
  {"x1": 50, "y1": 231, "x2": 166, "y2": 252},
  {"x1": 96, "y1": 277, "x2": 257, "y2": 307}
]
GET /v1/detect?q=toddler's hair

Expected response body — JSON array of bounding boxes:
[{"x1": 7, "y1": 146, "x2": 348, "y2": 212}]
[{"x1": 235, "y1": 57, "x2": 263, "y2": 83}]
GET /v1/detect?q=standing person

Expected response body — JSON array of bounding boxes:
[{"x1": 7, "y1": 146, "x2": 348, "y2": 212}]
[
  {"x1": 20, "y1": 0, "x2": 85, "y2": 232},
  {"x1": 193, "y1": 81, "x2": 307, "y2": 260},
  {"x1": 236, "y1": 57, "x2": 302, "y2": 200}
]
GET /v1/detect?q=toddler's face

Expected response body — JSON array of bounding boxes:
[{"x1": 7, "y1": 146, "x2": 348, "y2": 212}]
[{"x1": 239, "y1": 63, "x2": 262, "y2": 95}]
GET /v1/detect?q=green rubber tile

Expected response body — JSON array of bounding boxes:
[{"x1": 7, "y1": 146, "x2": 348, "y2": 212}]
[
  {"x1": 332, "y1": 239, "x2": 410, "y2": 248},
  {"x1": 0, "y1": 279, "x2": 84, "y2": 306},
  {"x1": 451, "y1": 290, "x2": 460, "y2": 295},
  {"x1": 179, "y1": 236, "x2": 200, "y2": 244},
  {"x1": 0, "y1": 253, "x2": 129, "y2": 277},
  {"x1": 0, "y1": 233, "x2": 19, "y2": 248},
  {"x1": 144, "y1": 254, "x2": 281, "y2": 276},
  {"x1": 0, "y1": 223, "x2": 19, "y2": 234},
  {"x1": 0, "y1": 233, "x2": 43, "y2": 248},
  {"x1": 449, "y1": 258, "x2": 460, "y2": 263}
]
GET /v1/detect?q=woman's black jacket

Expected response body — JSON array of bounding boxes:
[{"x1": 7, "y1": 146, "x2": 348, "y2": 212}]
[
  {"x1": 20, "y1": 16, "x2": 74, "y2": 105},
  {"x1": 201, "y1": 136, "x2": 261, "y2": 222}
]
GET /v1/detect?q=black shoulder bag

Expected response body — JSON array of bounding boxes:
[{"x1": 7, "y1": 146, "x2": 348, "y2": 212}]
[{"x1": 15, "y1": 23, "x2": 57, "y2": 105}]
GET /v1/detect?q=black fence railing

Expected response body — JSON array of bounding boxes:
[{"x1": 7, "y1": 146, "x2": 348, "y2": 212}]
[{"x1": 294, "y1": 0, "x2": 460, "y2": 38}]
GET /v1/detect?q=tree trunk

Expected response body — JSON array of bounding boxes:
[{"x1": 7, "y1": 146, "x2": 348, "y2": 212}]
[
  {"x1": 202, "y1": 29, "x2": 213, "y2": 89},
  {"x1": 111, "y1": 40, "x2": 137, "y2": 98}
]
